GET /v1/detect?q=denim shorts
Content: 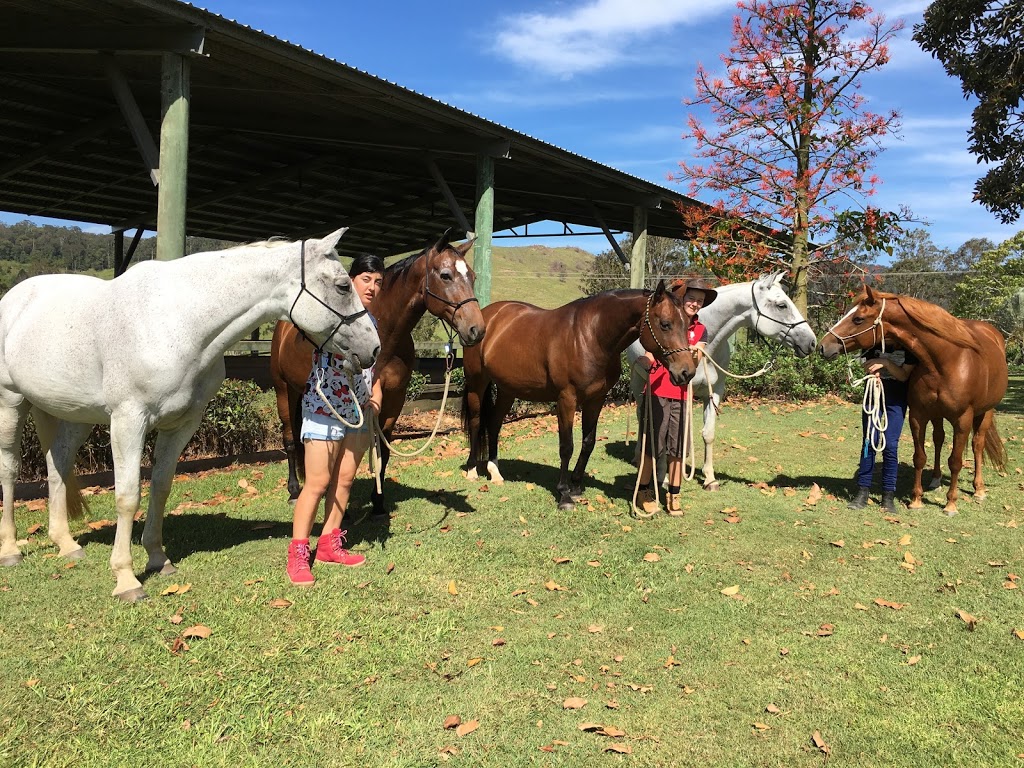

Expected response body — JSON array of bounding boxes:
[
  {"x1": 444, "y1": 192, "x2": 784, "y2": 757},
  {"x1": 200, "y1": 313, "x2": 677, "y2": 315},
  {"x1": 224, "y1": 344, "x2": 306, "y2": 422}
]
[{"x1": 300, "y1": 411, "x2": 370, "y2": 442}]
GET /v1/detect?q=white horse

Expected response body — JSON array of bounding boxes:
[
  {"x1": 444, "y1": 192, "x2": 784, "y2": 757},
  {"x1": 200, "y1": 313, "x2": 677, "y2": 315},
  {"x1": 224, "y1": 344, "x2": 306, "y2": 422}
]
[
  {"x1": 0, "y1": 228, "x2": 380, "y2": 601},
  {"x1": 628, "y1": 272, "x2": 816, "y2": 489}
]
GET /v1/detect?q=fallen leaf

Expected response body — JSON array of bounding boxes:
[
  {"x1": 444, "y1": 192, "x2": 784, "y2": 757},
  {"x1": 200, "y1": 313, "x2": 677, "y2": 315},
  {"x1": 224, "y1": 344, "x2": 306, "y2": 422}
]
[
  {"x1": 467, "y1": 658, "x2": 483, "y2": 667},
  {"x1": 26, "y1": 523, "x2": 41, "y2": 535},
  {"x1": 553, "y1": 556, "x2": 572, "y2": 564},
  {"x1": 753, "y1": 722, "x2": 771, "y2": 731},
  {"x1": 854, "y1": 603, "x2": 869, "y2": 611},
  {"x1": 811, "y1": 730, "x2": 831, "y2": 756},
  {"x1": 545, "y1": 580, "x2": 567, "y2": 592},
  {"x1": 563, "y1": 697, "x2": 588, "y2": 710},
  {"x1": 181, "y1": 624, "x2": 212, "y2": 640},
  {"x1": 385, "y1": 562, "x2": 395, "y2": 575},
  {"x1": 1012, "y1": 629, "x2": 1024, "y2": 640},
  {"x1": 169, "y1": 613, "x2": 184, "y2": 625},
  {"x1": 455, "y1": 719, "x2": 479, "y2": 737},
  {"x1": 830, "y1": 540, "x2": 845, "y2": 548},
  {"x1": 907, "y1": 655, "x2": 921, "y2": 665},
  {"x1": 874, "y1": 598, "x2": 906, "y2": 610},
  {"x1": 447, "y1": 580, "x2": 458, "y2": 596},
  {"x1": 766, "y1": 704, "x2": 781, "y2": 714},
  {"x1": 442, "y1": 715, "x2": 461, "y2": 730},
  {"x1": 268, "y1": 598, "x2": 293, "y2": 609},
  {"x1": 897, "y1": 534, "x2": 912, "y2": 546},
  {"x1": 643, "y1": 552, "x2": 661, "y2": 563},
  {"x1": 956, "y1": 609, "x2": 979, "y2": 631},
  {"x1": 816, "y1": 624, "x2": 834, "y2": 637},
  {"x1": 720, "y1": 584, "x2": 741, "y2": 596},
  {"x1": 604, "y1": 743, "x2": 632, "y2": 754},
  {"x1": 805, "y1": 483, "x2": 822, "y2": 505},
  {"x1": 588, "y1": 625, "x2": 603, "y2": 634}
]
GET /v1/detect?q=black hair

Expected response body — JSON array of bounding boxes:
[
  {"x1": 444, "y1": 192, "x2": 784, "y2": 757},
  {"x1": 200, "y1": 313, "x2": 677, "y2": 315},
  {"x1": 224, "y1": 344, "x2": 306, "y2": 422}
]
[{"x1": 348, "y1": 252, "x2": 385, "y2": 278}]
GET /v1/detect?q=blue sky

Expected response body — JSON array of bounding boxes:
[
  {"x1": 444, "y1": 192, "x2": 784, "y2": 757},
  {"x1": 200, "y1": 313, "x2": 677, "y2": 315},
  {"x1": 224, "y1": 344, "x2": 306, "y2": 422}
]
[{"x1": 7, "y1": 0, "x2": 1021, "y2": 256}]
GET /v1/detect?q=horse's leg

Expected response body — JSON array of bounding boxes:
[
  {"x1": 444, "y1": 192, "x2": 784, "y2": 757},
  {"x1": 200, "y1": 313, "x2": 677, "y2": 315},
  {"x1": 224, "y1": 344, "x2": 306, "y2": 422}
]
[
  {"x1": 370, "y1": 431, "x2": 392, "y2": 517},
  {"x1": 554, "y1": 392, "x2": 578, "y2": 510},
  {"x1": 485, "y1": 388, "x2": 515, "y2": 485},
  {"x1": 0, "y1": 396, "x2": 29, "y2": 566},
  {"x1": 970, "y1": 410, "x2": 993, "y2": 503},
  {"x1": 108, "y1": 413, "x2": 149, "y2": 601},
  {"x1": 39, "y1": 415, "x2": 92, "y2": 559},
  {"x1": 906, "y1": 412, "x2": 928, "y2": 510},
  {"x1": 701, "y1": 390, "x2": 722, "y2": 491},
  {"x1": 942, "y1": 413, "x2": 973, "y2": 516},
  {"x1": 463, "y1": 380, "x2": 484, "y2": 481},
  {"x1": 568, "y1": 400, "x2": 603, "y2": 500},
  {"x1": 142, "y1": 414, "x2": 204, "y2": 575},
  {"x1": 280, "y1": 385, "x2": 302, "y2": 502},
  {"x1": 928, "y1": 418, "x2": 945, "y2": 491}
]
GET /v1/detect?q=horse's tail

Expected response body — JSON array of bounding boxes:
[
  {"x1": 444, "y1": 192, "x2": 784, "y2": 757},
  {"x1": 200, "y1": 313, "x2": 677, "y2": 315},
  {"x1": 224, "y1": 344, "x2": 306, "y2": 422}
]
[
  {"x1": 291, "y1": 396, "x2": 306, "y2": 484},
  {"x1": 65, "y1": 473, "x2": 88, "y2": 520},
  {"x1": 984, "y1": 416, "x2": 1007, "y2": 473}
]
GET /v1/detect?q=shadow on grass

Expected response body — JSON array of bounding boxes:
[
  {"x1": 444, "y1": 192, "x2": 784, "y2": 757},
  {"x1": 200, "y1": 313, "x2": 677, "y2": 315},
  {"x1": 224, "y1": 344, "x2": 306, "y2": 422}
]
[
  {"x1": 469, "y1": 457, "x2": 626, "y2": 508},
  {"x1": 999, "y1": 374, "x2": 1024, "y2": 416}
]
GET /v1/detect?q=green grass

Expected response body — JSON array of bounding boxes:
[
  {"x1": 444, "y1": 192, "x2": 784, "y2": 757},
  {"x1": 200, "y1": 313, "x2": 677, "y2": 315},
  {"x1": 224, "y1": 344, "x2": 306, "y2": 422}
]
[
  {"x1": 2, "y1": 396, "x2": 1024, "y2": 767},
  {"x1": 487, "y1": 244, "x2": 591, "y2": 308}
]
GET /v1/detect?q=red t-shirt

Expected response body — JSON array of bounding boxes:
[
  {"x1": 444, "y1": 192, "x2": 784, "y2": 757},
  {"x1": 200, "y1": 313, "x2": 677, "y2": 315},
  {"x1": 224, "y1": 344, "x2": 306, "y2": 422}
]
[{"x1": 647, "y1": 318, "x2": 707, "y2": 400}]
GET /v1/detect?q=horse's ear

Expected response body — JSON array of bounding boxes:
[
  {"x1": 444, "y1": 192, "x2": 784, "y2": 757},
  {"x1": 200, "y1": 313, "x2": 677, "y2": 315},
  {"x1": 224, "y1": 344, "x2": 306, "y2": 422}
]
[
  {"x1": 432, "y1": 228, "x2": 454, "y2": 252},
  {"x1": 772, "y1": 270, "x2": 787, "y2": 286},
  {"x1": 653, "y1": 279, "x2": 667, "y2": 297},
  {"x1": 864, "y1": 283, "x2": 877, "y2": 305},
  {"x1": 455, "y1": 237, "x2": 476, "y2": 258},
  {"x1": 315, "y1": 227, "x2": 348, "y2": 254}
]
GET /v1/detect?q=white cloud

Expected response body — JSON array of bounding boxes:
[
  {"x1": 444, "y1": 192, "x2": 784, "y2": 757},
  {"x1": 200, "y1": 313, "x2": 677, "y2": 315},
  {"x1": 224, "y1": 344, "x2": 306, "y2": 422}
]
[{"x1": 494, "y1": 0, "x2": 734, "y2": 77}]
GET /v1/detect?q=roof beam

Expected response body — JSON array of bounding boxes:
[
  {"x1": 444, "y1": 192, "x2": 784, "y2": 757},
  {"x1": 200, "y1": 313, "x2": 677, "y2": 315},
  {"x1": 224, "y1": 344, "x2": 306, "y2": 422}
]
[
  {"x1": 103, "y1": 54, "x2": 160, "y2": 186},
  {"x1": 0, "y1": 115, "x2": 120, "y2": 182},
  {"x1": 0, "y1": 24, "x2": 206, "y2": 56}
]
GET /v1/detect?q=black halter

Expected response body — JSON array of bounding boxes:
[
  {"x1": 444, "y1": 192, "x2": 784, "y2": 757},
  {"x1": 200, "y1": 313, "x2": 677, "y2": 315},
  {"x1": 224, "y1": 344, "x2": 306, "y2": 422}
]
[
  {"x1": 421, "y1": 253, "x2": 479, "y2": 370},
  {"x1": 749, "y1": 281, "x2": 811, "y2": 349},
  {"x1": 288, "y1": 240, "x2": 369, "y2": 356}
]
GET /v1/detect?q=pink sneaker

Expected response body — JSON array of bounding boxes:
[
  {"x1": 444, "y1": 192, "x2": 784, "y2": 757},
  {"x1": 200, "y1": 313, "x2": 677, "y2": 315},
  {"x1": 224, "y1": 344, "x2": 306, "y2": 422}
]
[
  {"x1": 315, "y1": 529, "x2": 366, "y2": 567},
  {"x1": 287, "y1": 539, "x2": 315, "y2": 586}
]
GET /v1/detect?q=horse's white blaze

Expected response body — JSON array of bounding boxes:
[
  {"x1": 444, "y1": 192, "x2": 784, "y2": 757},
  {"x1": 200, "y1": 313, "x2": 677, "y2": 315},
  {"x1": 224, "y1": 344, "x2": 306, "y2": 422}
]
[
  {"x1": 628, "y1": 274, "x2": 815, "y2": 488},
  {"x1": 829, "y1": 304, "x2": 860, "y2": 333},
  {"x1": 455, "y1": 259, "x2": 469, "y2": 277},
  {"x1": 0, "y1": 230, "x2": 380, "y2": 599}
]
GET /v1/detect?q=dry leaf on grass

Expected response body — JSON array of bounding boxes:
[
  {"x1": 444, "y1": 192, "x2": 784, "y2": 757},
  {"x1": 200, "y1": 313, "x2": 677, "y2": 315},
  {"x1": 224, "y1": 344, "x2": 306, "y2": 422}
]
[
  {"x1": 268, "y1": 598, "x2": 292, "y2": 609},
  {"x1": 805, "y1": 483, "x2": 822, "y2": 505},
  {"x1": 447, "y1": 580, "x2": 458, "y2": 596},
  {"x1": 553, "y1": 556, "x2": 571, "y2": 564},
  {"x1": 604, "y1": 743, "x2": 632, "y2": 754},
  {"x1": 455, "y1": 720, "x2": 479, "y2": 737},
  {"x1": 563, "y1": 697, "x2": 588, "y2": 710},
  {"x1": 545, "y1": 580, "x2": 567, "y2": 591},
  {"x1": 811, "y1": 730, "x2": 831, "y2": 756},
  {"x1": 874, "y1": 598, "x2": 906, "y2": 610},
  {"x1": 956, "y1": 609, "x2": 979, "y2": 631},
  {"x1": 643, "y1": 552, "x2": 661, "y2": 563},
  {"x1": 442, "y1": 715, "x2": 461, "y2": 730},
  {"x1": 181, "y1": 624, "x2": 212, "y2": 640},
  {"x1": 720, "y1": 584, "x2": 741, "y2": 596}
]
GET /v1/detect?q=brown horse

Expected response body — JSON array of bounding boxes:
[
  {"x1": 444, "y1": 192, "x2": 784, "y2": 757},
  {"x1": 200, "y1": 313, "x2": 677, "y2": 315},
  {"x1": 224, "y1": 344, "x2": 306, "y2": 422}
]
[
  {"x1": 818, "y1": 285, "x2": 1008, "y2": 515},
  {"x1": 271, "y1": 232, "x2": 486, "y2": 514},
  {"x1": 461, "y1": 283, "x2": 697, "y2": 510}
]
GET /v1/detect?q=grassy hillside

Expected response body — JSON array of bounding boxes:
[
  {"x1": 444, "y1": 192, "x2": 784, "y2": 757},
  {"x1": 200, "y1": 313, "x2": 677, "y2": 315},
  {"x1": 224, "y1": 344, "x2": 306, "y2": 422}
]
[{"x1": 487, "y1": 243, "x2": 592, "y2": 308}]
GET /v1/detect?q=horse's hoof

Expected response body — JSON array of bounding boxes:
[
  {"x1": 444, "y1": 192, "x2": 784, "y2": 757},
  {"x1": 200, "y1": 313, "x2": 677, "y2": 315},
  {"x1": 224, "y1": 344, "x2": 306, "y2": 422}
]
[
  {"x1": 973, "y1": 492, "x2": 986, "y2": 504},
  {"x1": 465, "y1": 468, "x2": 479, "y2": 481},
  {"x1": 557, "y1": 501, "x2": 575, "y2": 511},
  {"x1": 0, "y1": 553, "x2": 23, "y2": 566},
  {"x1": 115, "y1": 588, "x2": 149, "y2": 603},
  {"x1": 63, "y1": 547, "x2": 86, "y2": 561},
  {"x1": 907, "y1": 500, "x2": 924, "y2": 510},
  {"x1": 943, "y1": 507, "x2": 958, "y2": 517},
  {"x1": 703, "y1": 482, "x2": 720, "y2": 492},
  {"x1": 927, "y1": 478, "x2": 942, "y2": 491},
  {"x1": 159, "y1": 562, "x2": 178, "y2": 576}
]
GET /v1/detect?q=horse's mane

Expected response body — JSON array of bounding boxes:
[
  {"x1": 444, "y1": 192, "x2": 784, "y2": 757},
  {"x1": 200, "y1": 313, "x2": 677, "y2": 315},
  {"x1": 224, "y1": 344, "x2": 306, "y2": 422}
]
[
  {"x1": 383, "y1": 249, "x2": 425, "y2": 283},
  {"x1": 876, "y1": 291, "x2": 982, "y2": 354}
]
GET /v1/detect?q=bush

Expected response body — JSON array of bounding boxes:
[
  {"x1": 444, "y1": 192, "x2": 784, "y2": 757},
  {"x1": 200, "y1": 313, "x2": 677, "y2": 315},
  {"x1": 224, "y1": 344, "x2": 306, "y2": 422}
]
[
  {"x1": 405, "y1": 370, "x2": 430, "y2": 401},
  {"x1": 19, "y1": 379, "x2": 276, "y2": 481},
  {"x1": 726, "y1": 342, "x2": 855, "y2": 400}
]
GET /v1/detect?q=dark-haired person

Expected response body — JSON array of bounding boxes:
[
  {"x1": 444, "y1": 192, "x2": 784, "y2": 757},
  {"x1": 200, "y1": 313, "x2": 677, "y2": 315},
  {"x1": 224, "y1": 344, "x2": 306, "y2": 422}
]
[
  {"x1": 635, "y1": 278, "x2": 717, "y2": 516},
  {"x1": 287, "y1": 253, "x2": 384, "y2": 586},
  {"x1": 848, "y1": 346, "x2": 917, "y2": 513}
]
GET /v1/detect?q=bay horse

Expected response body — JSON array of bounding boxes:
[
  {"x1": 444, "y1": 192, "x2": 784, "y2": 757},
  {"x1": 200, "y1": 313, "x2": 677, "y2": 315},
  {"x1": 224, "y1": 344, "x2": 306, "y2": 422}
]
[
  {"x1": 270, "y1": 231, "x2": 485, "y2": 515},
  {"x1": 0, "y1": 229, "x2": 380, "y2": 600},
  {"x1": 818, "y1": 285, "x2": 1008, "y2": 515},
  {"x1": 461, "y1": 283, "x2": 697, "y2": 510},
  {"x1": 627, "y1": 272, "x2": 817, "y2": 489}
]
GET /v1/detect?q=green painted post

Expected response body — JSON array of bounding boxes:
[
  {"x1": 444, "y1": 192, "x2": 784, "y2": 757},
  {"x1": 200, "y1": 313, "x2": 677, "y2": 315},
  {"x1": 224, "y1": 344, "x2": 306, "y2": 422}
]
[
  {"x1": 473, "y1": 154, "x2": 494, "y2": 307},
  {"x1": 156, "y1": 53, "x2": 190, "y2": 261},
  {"x1": 630, "y1": 206, "x2": 648, "y2": 289}
]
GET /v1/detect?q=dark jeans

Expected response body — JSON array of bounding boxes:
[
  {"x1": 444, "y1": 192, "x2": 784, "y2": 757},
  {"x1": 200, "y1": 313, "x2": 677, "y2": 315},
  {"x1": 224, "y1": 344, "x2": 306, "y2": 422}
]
[{"x1": 856, "y1": 382, "x2": 908, "y2": 493}]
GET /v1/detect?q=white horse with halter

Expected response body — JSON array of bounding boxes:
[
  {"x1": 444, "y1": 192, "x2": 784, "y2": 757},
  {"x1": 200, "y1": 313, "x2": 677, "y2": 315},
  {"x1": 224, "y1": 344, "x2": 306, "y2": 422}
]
[{"x1": 0, "y1": 228, "x2": 380, "y2": 601}]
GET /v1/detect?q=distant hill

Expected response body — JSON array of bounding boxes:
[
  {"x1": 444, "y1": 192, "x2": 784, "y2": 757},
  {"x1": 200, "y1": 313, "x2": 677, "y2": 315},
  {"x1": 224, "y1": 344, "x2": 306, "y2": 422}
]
[{"x1": 488, "y1": 243, "x2": 591, "y2": 308}]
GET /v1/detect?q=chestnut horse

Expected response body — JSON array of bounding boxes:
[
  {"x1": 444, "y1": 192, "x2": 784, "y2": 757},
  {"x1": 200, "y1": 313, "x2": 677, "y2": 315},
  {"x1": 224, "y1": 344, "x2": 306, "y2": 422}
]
[
  {"x1": 271, "y1": 232, "x2": 486, "y2": 515},
  {"x1": 461, "y1": 283, "x2": 697, "y2": 510},
  {"x1": 819, "y1": 286, "x2": 1008, "y2": 515}
]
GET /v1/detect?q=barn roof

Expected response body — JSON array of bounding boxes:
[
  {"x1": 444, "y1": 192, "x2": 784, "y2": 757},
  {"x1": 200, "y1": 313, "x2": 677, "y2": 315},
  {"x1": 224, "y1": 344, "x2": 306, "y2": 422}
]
[{"x1": 0, "y1": 0, "x2": 705, "y2": 255}]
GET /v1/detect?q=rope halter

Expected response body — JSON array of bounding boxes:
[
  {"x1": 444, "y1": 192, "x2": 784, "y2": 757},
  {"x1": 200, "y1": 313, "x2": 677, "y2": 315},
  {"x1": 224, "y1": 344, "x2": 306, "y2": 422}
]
[{"x1": 823, "y1": 297, "x2": 888, "y2": 369}]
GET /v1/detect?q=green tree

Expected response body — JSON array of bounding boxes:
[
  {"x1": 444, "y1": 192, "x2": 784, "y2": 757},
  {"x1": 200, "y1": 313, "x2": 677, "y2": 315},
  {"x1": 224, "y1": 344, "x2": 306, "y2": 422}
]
[
  {"x1": 579, "y1": 235, "x2": 701, "y2": 296},
  {"x1": 881, "y1": 228, "x2": 953, "y2": 307},
  {"x1": 914, "y1": 0, "x2": 1024, "y2": 223},
  {"x1": 954, "y1": 231, "x2": 1024, "y2": 329}
]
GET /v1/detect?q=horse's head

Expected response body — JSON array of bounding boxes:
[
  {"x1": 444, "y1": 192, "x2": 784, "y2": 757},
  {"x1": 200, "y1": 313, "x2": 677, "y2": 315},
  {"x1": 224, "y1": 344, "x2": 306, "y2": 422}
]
[
  {"x1": 288, "y1": 228, "x2": 380, "y2": 371},
  {"x1": 751, "y1": 272, "x2": 816, "y2": 358},
  {"x1": 421, "y1": 230, "x2": 486, "y2": 346},
  {"x1": 817, "y1": 284, "x2": 888, "y2": 359},
  {"x1": 639, "y1": 280, "x2": 697, "y2": 386}
]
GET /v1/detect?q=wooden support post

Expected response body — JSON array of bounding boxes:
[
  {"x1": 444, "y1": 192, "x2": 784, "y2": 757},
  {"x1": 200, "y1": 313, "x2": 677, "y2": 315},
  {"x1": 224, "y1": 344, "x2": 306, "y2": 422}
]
[
  {"x1": 630, "y1": 206, "x2": 648, "y2": 289},
  {"x1": 473, "y1": 154, "x2": 494, "y2": 307},
  {"x1": 156, "y1": 53, "x2": 190, "y2": 261}
]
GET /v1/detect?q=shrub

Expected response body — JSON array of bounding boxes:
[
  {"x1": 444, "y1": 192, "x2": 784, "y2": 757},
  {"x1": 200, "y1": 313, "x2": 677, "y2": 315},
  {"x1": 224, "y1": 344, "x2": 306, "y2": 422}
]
[
  {"x1": 405, "y1": 370, "x2": 430, "y2": 401},
  {"x1": 19, "y1": 379, "x2": 276, "y2": 481},
  {"x1": 725, "y1": 342, "x2": 855, "y2": 400}
]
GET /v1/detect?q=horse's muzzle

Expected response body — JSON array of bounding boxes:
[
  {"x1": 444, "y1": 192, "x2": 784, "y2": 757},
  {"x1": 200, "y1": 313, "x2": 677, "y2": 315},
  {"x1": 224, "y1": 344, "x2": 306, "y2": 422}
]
[{"x1": 461, "y1": 325, "x2": 485, "y2": 347}]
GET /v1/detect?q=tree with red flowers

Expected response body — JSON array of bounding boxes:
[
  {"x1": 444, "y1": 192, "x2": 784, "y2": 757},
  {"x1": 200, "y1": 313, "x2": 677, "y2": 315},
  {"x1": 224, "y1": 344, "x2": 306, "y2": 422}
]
[{"x1": 674, "y1": 0, "x2": 906, "y2": 314}]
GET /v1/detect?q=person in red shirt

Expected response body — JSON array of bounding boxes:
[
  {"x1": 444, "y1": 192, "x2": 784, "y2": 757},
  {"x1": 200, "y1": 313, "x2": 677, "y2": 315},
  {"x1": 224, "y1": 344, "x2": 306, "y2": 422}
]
[{"x1": 635, "y1": 278, "x2": 717, "y2": 515}]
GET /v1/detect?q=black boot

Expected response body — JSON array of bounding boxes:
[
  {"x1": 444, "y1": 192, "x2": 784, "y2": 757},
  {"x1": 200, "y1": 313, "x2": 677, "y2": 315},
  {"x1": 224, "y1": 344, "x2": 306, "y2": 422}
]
[
  {"x1": 848, "y1": 487, "x2": 870, "y2": 510},
  {"x1": 881, "y1": 491, "x2": 896, "y2": 512}
]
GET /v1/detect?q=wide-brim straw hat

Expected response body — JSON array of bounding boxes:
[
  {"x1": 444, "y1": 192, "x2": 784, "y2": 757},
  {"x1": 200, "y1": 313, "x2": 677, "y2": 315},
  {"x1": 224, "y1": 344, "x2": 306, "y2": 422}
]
[{"x1": 671, "y1": 277, "x2": 718, "y2": 308}]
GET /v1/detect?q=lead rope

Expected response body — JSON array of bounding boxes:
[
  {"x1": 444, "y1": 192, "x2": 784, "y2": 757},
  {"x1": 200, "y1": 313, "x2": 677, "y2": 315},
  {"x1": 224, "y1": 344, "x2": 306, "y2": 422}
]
[{"x1": 830, "y1": 299, "x2": 889, "y2": 454}]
